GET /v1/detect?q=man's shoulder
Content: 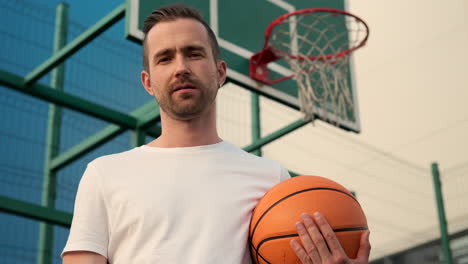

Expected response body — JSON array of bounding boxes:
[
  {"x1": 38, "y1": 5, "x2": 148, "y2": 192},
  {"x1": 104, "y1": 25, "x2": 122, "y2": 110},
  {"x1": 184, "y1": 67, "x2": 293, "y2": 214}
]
[
  {"x1": 222, "y1": 142, "x2": 290, "y2": 181},
  {"x1": 89, "y1": 147, "x2": 143, "y2": 167},
  {"x1": 222, "y1": 141, "x2": 284, "y2": 168}
]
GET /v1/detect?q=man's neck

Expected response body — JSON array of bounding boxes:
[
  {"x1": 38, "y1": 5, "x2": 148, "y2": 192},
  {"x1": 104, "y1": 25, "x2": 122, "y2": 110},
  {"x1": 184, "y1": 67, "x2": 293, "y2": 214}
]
[{"x1": 147, "y1": 108, "x2": 221, "y2": 148}]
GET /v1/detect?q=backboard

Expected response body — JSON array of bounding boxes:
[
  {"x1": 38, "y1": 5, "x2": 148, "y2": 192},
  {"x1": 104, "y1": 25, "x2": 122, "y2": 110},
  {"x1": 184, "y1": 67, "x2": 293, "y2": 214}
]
[{"x1": 125, "y1": 0, "x2": 361, "y2": 132}]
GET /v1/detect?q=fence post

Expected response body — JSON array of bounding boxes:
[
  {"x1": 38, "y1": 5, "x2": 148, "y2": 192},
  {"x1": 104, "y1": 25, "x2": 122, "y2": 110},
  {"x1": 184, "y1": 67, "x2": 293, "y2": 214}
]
[
  {"x1": 431, "y1": 162, "x2": 453, "y2": 264},
  {"x1": 38, "y1": 3, "x2": 68, "y2": 264}
]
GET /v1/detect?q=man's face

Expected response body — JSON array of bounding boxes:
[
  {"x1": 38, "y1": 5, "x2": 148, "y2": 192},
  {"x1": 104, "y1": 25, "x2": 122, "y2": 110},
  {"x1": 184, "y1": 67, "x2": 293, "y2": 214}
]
[{"x1": 141, "y1": 18, "x2": 226, "y2": 120}]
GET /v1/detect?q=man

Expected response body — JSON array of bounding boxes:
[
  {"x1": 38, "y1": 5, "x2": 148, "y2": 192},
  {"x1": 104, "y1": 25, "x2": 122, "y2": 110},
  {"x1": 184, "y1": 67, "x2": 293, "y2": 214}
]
[{"x1": 62, "y1": 4, "x2": 370, "y2": 264}]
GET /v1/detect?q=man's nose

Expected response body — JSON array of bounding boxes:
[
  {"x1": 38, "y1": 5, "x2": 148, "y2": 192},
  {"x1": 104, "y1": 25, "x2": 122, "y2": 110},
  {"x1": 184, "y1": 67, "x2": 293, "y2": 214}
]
[{"x1": 174, "y1": 56, "x2": 191, "y2": 77}]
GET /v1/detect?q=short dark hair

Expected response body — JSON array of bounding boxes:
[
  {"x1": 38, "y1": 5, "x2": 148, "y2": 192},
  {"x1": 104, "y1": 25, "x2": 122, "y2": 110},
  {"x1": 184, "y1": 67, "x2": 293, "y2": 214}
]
[{"x1": 142, "y1": 4, "x2": 221, "y2": 72}]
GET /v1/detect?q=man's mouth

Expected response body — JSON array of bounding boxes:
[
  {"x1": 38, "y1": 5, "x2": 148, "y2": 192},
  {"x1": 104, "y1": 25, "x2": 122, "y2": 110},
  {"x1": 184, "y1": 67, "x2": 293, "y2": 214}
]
[{"x1": 173, "y1": 84, "x2": 196, "y2": 92}]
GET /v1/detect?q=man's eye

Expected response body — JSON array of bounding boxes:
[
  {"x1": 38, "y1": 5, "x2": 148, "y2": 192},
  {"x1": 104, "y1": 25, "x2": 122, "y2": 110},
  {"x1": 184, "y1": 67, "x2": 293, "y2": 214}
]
[
  {"x1": 158, "y1": 57, "x2": 171, "y2": 63},
  {"x1": 190, "y1": 53, "x2": 202, "y2": 58}
]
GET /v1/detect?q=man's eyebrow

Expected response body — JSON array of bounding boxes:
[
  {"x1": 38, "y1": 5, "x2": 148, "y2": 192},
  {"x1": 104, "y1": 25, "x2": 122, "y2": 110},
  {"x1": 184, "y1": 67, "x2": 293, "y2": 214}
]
[
  {"x1": 153, "y1": 48, "x2": 174, "y2": 61},
  {"x1": 182, "y1": 45, "x2": 207, "y2": 53},
  {"x1": 152, "y1": 45, "x2": 207, "y2": 63}
]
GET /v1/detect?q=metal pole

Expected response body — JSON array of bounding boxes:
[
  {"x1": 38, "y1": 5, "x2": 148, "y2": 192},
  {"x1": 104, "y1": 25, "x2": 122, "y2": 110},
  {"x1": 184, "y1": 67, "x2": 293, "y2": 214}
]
[
  {"x1": 50, "y1": 102, "x2": 160, "y2": 171},
  {"x1": 38, "y1": 3, "x2": 68, "y2": 264},
  {"x1": 24, "y1": 3, "x2": 125, "y2": 85},
  {"x1": 131, "y1": 128, "x2": 146, "y2": 147},
  {"x1": 0, "y1": 70, "x2": 138, "y2": 128},
  {"x1": 243, "y1": 118, "x2": 309, "y2": 153},
  {"x1": 251, "y1": 93, "x2": 262, "y2": 156},
  {"x1": 431, "y1": 162, "x2": 453, "y2": 264},
  {"x1": 0, "y1": 195, "x2": 72, "y2": 228}
]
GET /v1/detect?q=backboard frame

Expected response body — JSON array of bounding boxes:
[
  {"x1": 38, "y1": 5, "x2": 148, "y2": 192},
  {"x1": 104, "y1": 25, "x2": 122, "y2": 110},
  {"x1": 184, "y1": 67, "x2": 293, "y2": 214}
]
[{"x1": 125, "y1": 0, "x2": 361, "y2": 133}]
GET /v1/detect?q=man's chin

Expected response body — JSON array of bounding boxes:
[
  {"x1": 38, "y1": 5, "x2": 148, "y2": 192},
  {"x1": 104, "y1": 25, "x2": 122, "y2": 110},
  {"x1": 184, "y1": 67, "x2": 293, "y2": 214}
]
[
  {"x1": 170, "y1": 113, "x2": 202, "y2": 121},
  {"x1": 168, "y1": 107, "x2": 204, "y2": 121}
]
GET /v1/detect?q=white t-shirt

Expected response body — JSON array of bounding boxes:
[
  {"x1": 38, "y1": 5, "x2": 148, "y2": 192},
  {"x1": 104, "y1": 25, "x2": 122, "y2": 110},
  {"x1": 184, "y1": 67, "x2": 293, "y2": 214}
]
[{"x1": 63, "y1": 141, "x2": 290, "y2": 264}]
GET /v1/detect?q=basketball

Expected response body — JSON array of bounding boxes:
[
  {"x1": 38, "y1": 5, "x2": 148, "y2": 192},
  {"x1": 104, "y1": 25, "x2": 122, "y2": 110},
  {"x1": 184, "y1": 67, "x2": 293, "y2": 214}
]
[{"x1": 249, "y1": 175, "x2": 367, "y2": 264}]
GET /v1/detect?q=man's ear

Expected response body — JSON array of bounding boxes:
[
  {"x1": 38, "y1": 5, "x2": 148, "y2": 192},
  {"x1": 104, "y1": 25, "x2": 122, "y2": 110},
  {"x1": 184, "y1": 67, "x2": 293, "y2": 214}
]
[
  {"x1": 217, "y1": 60, "x2": 227, "y2": 88},
  {"x1": 141, "y1": 70, "x2": 154, "y2": 96}
]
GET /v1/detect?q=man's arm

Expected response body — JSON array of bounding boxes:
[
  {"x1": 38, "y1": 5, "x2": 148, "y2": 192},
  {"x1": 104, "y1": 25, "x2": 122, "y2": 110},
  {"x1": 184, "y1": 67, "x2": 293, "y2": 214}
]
[
  {"x1": 63, "y1": 251, "x2": 107, "y2": 264},
  {"x1": 62, "y1": 164, "x2": 109, "y2": 262}
]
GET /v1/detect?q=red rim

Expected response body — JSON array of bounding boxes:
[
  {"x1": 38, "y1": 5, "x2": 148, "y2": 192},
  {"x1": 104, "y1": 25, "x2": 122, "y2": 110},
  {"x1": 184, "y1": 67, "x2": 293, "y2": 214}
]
[{"x1": 263, "y1": 8, "x2": 370, "y2": 61}]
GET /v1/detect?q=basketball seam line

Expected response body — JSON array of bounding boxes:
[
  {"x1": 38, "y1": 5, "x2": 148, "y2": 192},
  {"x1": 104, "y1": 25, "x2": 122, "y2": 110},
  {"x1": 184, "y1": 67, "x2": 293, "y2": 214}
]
[
  {"x1": 256, "y1": 234, "x2": 299, "y2": 264},
  {"x1": 250, "y1": 187, "x2": 361, "y2": 260},
  {"x1": 254, "y1": 227, "x2": 368, "y2": 263},
  {"x1": 334, "y1": 226, "x2": 368, "y2": 232},
  {"x1": 251, "y1": 187, "x2": 360, "y2": 240}
]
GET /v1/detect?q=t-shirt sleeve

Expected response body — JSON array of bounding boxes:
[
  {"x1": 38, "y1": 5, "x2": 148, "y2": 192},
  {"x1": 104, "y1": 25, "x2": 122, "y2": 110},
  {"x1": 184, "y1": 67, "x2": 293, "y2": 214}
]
[
  {"x1": 280, "y1": 165, "x2": 291, "y2": 182},
  {"x1": 62, "y1": 163, "x2": 109, "y2": 258}
]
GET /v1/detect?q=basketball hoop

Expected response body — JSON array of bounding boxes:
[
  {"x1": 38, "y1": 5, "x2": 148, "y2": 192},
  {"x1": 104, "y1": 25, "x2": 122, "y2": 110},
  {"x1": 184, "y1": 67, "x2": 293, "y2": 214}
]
[{"x1": 250, "y1": 8, "x2": 369, "y2": 123}]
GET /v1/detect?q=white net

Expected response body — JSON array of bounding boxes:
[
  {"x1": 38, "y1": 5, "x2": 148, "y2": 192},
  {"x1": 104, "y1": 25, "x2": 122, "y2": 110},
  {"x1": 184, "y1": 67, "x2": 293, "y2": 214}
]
[{"x1": 268, "y1": 10, "x2": 368, "y2": 124}]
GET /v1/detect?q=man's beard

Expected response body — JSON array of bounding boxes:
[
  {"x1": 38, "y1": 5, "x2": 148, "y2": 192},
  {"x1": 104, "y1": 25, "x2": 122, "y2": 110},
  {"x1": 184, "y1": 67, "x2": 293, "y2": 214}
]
[{"x1": 156, "y1": 76, "x2": 218, "y2": 120}]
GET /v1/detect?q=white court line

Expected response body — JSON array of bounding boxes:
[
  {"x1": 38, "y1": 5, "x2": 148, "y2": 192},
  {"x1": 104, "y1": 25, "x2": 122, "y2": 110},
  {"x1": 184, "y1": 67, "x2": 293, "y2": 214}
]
[
  {"x1": 266, "y1": 0, "x2": 298, "y2": 60},
  {"x1": 266, "y1": 0, "x2": 294, "y2": 12},
  {"x1": 129, "y1": 0, "x2": 144, "y2": 40},
  {"x1": 343, "y1": 0, "x2": 361, "y2": 131},
  {"x1": 210, "y1": 0, "x2": 218, "y2": 35}
]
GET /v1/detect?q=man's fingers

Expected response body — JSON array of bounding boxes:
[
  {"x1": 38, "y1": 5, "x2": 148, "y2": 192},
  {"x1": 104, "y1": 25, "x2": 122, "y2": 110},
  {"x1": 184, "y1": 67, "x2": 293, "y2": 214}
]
[
  {"x1": 312, "y1": 212, "x2": 346, "y2": 256},
  {"x1": 295, "y1": 222, "x2": 321, "y2": 262},
  {"x1": 355, "y1": 230, "x2": 371, "y2": 261},
  {"x1": 301, "y1": 213, "x2": 332, "y2": 260},
  {"x1": 290, "y1": 239, "x2": 312, "y2": 264}
]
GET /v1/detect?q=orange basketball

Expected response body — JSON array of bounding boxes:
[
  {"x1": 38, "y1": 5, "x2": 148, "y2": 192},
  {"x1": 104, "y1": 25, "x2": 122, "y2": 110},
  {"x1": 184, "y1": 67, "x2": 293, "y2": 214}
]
[{"x1": 249, "y1": 175, "x2": 367, "y2": 264}]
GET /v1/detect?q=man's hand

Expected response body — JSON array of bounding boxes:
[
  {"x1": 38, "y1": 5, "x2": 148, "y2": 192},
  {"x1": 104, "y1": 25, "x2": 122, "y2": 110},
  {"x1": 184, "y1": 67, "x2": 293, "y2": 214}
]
[{"x1": 290, "y1": 212, "x2": 371, "y2": 264}]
